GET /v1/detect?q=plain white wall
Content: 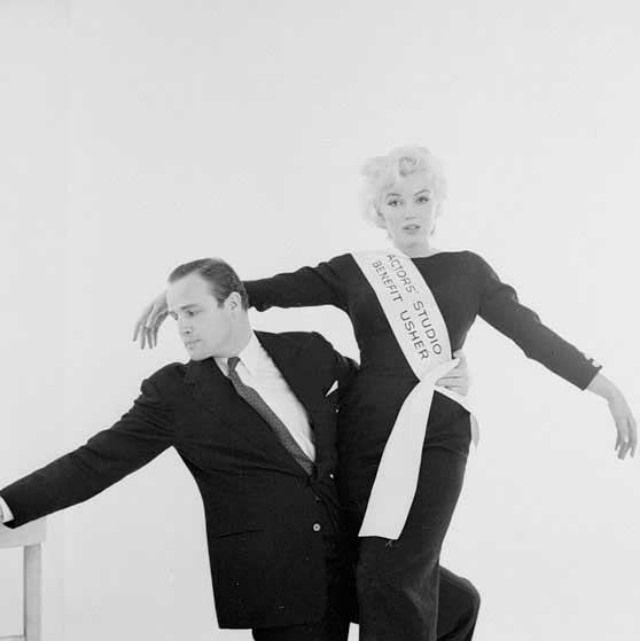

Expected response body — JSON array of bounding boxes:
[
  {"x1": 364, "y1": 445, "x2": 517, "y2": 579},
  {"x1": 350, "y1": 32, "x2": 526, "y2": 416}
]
[
  {"x1": 0, "y1": 1, "x2": 67, "y2": 639},
  {"x1": 2, "y1": 0, "x2": 639, "y2": 639}
]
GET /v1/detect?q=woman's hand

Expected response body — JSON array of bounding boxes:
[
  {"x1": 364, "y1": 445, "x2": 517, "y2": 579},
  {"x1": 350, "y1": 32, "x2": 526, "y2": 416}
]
[
  {"x1": 607, "y1": 393, "x2": 637, "y2": 460},
  {"x1": 132, "y1": 291, "x2": 169, "y2": 349},
  {"x1": 436, "y1": 350, "x2": 471, "y2": 396},
  {"x1": 587, "y1": 372, "x2": 637, "y2": 460}
]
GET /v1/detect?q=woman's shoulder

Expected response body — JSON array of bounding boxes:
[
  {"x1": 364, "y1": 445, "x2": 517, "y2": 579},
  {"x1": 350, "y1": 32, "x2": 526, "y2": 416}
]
[
  {"x1": 441, "y1": 249, "x2": 485, "y2": 262},
  {"x1": 420, "y1": 249, "x2": 490, "y2": 268},
  {"x1": 449, "y1": 249, "x2": 494, "y2": 270},
  {"x1": 429, "y1": 250, "x2": 499, "y2": 285},
  {"x1": 330, "y1": 249, "x2": 494, "y2": 275}
]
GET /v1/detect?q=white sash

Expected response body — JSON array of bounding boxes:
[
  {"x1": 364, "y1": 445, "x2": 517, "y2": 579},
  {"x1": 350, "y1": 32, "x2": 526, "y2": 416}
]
[{"x1": 352, "y1": 251, "x2": 478, "y2": 540}]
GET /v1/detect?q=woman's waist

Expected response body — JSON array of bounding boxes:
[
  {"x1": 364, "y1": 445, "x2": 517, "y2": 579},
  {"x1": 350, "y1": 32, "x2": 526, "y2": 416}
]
[
  {"x1": 339, "y1": 382, "x2": 469, "y2": 429},
  {"x1": 349, "y1": 364, "x2": 461, "y2": 395}
]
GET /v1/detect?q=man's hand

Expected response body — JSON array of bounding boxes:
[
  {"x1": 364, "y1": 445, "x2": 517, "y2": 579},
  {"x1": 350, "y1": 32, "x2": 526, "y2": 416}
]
[
  {"x1": 132, "y1": 291, "x2": 169, "y2": 349},
  {"x1": 436, "y1": 350, "x2": 471, "y2": 396}
]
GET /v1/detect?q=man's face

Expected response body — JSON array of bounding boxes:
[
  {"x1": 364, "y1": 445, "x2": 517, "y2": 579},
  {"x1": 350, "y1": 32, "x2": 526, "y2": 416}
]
[{"x1": 166, "y1": 273, "x2": 238, "y2": 360}]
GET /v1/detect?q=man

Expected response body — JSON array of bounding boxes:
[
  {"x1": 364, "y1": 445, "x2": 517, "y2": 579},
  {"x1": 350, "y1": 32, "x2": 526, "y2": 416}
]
[{"x1": 0, "y1": 258, "x2": 479, "y2": 640}]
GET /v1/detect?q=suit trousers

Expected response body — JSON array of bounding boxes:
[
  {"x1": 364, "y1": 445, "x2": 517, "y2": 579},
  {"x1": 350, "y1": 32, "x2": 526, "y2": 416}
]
[{"x1": 356, "y1": 447, "x2": 478, "y2": 641}]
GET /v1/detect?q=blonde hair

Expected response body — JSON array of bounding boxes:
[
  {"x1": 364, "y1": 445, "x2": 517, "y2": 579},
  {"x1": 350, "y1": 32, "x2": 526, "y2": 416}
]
[{"x1": 361, "y1": 146, "x2": 447, "y2": 228}]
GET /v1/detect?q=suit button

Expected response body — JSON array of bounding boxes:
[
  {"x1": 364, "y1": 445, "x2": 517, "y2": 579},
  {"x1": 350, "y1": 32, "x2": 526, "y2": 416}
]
[{"x1": 313, "y1": 523, "x2": 322, "y2": 532}]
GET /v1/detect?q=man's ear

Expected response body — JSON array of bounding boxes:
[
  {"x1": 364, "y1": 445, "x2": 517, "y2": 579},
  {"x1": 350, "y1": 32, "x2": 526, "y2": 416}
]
[{"x1": 225, "y1": 292, "x2": 242, "y2": 311}]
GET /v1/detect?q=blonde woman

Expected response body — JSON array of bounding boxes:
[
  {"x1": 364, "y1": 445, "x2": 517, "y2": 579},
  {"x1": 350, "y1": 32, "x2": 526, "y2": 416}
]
[{"x1": 134, "y1": 147, "x2": 636, "y2": 640}]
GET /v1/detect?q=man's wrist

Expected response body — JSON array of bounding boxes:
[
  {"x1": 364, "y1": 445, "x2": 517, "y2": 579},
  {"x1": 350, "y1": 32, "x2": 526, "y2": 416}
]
[{"x1": 0, "y1": 495, "x2": 15, "y2": 523}]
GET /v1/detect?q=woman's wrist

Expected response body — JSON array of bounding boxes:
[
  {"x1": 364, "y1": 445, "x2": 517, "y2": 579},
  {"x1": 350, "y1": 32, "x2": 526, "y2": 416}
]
[{"x1": 587, "y1": 371, "x2": 623, "y2": 403}]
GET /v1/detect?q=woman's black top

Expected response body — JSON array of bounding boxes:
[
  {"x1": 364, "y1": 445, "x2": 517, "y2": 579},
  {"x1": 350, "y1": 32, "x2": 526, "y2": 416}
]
[{"x1": 245, "y1": 251, "x2": 601, "y2": 506}]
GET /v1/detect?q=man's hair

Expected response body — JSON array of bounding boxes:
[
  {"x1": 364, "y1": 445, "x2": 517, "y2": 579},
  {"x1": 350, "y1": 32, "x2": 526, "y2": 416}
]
[{"x1": 168, "y1": 258, "x2": 249, "y2": 309}]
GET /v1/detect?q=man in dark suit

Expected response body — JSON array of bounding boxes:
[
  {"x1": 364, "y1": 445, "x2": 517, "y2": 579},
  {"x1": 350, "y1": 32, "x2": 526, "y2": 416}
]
[{"x1": 0, "y1": 258, "x2": 479, "y2": 640}]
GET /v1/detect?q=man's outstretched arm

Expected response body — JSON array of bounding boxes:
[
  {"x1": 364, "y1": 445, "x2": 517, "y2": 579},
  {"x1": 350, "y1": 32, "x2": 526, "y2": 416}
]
[{"x1": 0, "y1": 376, "x2": 174, "y2": 529}]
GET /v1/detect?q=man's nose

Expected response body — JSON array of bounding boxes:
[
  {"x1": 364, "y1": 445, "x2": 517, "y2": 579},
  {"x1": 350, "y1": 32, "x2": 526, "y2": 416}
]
[{"x1": 179, "y1": 320, "x2": 193, "y2": 336}]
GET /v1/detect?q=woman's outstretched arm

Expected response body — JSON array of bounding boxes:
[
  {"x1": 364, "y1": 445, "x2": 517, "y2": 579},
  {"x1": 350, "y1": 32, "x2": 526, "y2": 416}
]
[
  {"x1": 474, "y1": 252, "x2": 636, "y2": 460},
  {"x1": 133, "y1": 255, "x2": 350, "y2": 349}
]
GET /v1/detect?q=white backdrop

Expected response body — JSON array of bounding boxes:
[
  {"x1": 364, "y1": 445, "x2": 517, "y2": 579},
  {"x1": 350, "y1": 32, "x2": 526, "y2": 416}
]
[{"x1": 1, "y1": 1, "x2": 639, "y2": 640}]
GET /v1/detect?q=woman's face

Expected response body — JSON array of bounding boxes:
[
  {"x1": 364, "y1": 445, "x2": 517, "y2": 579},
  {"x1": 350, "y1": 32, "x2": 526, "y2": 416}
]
[{"x1": 376, "y1": 171, "x2": 440, "y2": 253}]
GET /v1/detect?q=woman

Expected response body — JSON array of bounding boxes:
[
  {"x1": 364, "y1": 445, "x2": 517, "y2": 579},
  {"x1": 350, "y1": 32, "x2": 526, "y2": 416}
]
[{"x1": 134, "y1": 146, "x2": 636, "y2": 640}]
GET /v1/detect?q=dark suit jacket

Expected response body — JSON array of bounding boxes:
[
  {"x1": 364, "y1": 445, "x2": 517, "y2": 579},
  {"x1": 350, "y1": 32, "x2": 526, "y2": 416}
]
[{"x1": 1, "y1": 331, "x2": 357, "y2": 629}]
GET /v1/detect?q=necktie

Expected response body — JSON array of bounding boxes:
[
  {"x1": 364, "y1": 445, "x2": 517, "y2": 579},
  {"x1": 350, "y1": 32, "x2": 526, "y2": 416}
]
[{"x1": 226, "y1": 356, "x2": 314, "y2": 476}]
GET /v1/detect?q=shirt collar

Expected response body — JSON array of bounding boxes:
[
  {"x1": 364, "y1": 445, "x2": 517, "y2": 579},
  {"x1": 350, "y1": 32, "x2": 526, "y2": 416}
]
[{"x1": 215, "y1": 332, "x2": 261, "y2": 376}]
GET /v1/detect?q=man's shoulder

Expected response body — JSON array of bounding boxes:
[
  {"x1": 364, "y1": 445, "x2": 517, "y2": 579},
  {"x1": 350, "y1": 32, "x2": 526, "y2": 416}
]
[
  {"x1": 144, "y1": 361, "x2": 189, "y2": 389},
  {"x1": 256, "y1": 330, "x2": 334, "y2": 353}
]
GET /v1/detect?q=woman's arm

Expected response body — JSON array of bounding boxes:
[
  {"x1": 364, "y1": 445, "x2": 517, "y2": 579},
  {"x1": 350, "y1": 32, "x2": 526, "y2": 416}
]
[
  {"x1": 586, "y1": 372, "x2": 637, "y2": 459},
  {"x1": 473, "y1": 253, "x2": 636, "y2": 460},
  {"x1": 133, "y1": 256, "x2": 350, "y2": 349},
  {"x1": 244, "y1": 256, "x2": 349, "y2": 312}
]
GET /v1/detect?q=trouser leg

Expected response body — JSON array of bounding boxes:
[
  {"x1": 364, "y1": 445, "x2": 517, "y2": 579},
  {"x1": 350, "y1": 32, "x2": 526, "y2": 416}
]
[
  {"x1": 437, "y1": 568, "x2": 480, "y2": 641},
  {"x1": 252, "y1": 619, "x2": 348, "y2": 641},
  {"x1": 356, "y1": 447, "x2": 468, "y2": 641}
]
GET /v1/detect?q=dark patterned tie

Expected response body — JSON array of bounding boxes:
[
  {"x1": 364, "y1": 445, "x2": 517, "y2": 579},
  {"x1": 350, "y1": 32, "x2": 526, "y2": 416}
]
[{"x1": 226, "y1": 356, "x2": 314, "y2": 476}]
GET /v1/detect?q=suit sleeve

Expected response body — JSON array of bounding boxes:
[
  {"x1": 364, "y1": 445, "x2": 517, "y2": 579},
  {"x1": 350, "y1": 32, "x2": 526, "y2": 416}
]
[
  {"x1": 0, "y1": 378, "x2": 174, "y2": 528},
  {"x1": 473, "y1": 253, "x2": 602, "y2": 390},
  {"x1": 309, "y1": 332, "x2": 359, "y2": 400},
  {"x1": 245, "y1": 255, "x2": 351, "y2": 312}
]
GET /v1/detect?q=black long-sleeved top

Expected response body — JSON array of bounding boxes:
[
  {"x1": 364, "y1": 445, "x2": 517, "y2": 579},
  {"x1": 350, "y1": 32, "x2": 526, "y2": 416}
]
[{"x1": 245, "y1": 251, "x2": 601, "y2": 507}]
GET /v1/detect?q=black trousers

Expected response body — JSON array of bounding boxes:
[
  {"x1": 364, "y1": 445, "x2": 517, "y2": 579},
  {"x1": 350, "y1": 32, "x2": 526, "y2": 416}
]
[
  {"x1": 254, "y1": 447, "x2": 478, "y2": 641},
  {"x1": 356, "y1": 447, "x2": 478, "y2": 641}
]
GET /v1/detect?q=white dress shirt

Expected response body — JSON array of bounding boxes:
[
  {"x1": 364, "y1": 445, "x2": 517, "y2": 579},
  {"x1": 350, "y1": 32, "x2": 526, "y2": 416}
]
[{"x1": 216, "y1": 334, "x2": 316, "y2": 461}]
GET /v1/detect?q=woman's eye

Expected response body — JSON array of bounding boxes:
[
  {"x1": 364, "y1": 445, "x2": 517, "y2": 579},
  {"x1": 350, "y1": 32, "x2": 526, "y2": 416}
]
[
  {"x1": 387, "y1": 199, "x2": 401, "y2": 207},
  {"x1": 416, "y1": 196, "x2": 431, "y2": 204}
]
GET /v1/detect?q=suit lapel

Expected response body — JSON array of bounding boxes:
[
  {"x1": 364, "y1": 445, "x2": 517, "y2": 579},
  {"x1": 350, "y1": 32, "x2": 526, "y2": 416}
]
[
  {"x1": 184, "y1": 356, "x2": 305, "y2": 475},
  {"x1": 255, "y1": 332, "x2": 333, "y2": 470},
  {"x1": 184, "y1": 332, "x2": 334, "y2": 476}
]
